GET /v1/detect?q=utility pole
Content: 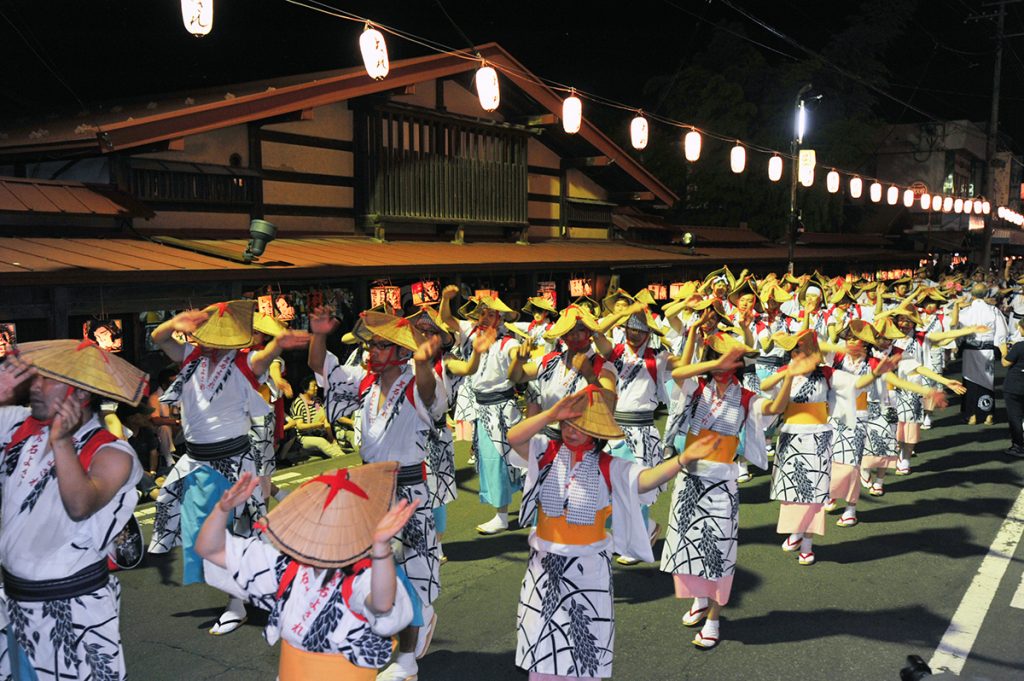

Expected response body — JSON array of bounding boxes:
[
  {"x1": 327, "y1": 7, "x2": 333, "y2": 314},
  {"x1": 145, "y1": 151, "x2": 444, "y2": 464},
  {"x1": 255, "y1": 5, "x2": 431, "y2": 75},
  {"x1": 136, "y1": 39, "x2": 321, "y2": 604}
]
[
  {"x1": 980, "y1": 0, "x2": 1008, "y2": 271},
  {"x1": 788, "y1": 83, "x2": 812, "y2": 275}
]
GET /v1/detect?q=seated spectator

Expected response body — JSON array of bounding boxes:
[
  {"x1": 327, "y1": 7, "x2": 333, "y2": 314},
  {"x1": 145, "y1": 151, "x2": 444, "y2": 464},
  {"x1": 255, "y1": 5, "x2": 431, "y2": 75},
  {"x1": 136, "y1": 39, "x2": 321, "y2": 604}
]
[
  {"x1": 149, "y1": 366, "x2": 183, "y2": 468},
  {"x1": 285, "y1": 377, "x2": 345, "y2": 460}
]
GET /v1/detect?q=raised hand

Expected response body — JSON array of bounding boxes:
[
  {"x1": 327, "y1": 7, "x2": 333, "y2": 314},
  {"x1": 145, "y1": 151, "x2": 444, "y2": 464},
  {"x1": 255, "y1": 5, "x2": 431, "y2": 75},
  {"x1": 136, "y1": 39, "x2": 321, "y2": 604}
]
[
  {"x1": 714, "y1": 347, "x2": 746, "y2": 372},
  {"x1": 571, "y1": 352, "x2": 597, "y2": 382},
  {"x1": 874, "y1": 354, "x2": 900, "y2": 376},
  {"x1": 681, "y1": 434, "x2": 723, "y2": 463},
  {"x1": 49, "y1": 394, "x2": 84, "y2": 444},
  {"x1": 549, "y1": 392, "x2": 586, "y2": 422},
  {"x1": 788, "y1": 354, "x2": 820, "y2": 376},
  {"x1": 276, "y1": 330, "x2": 312, "y2": 350},
  {"x1": 309, "y1": 306, "x2": 339, "y2": 335},
  {"x1": 171, "y1": 309, "x2": 209, "y2": 334},
  {"x1": 472, "y1": 327, "x2": 497, "y2": 355},
  {"x1": 373, "y1": 498, "x2": 421, "y2": 546},
  {"x1": 0, "y1": 355, "x2": 36, "y2": 404},
  {"x1": 515, "y1": 338, "x2": 534, "y2": 361},
  {"x1": 442, "y1": 285, "x2": 459, "y2": 301},
  {"x1": 413, "y1": 334, "x2": 442, "y2": 362},
  {"x1": 217, "y1": 472, "x2": 260, "y2": 512}
]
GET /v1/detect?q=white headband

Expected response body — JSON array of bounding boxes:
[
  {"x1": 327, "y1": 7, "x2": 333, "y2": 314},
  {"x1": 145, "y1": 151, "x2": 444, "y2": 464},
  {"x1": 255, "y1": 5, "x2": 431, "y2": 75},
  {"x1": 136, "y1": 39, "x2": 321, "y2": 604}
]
[{"x1": 806, "y1": 286, "x2": 822, "y2": 298}]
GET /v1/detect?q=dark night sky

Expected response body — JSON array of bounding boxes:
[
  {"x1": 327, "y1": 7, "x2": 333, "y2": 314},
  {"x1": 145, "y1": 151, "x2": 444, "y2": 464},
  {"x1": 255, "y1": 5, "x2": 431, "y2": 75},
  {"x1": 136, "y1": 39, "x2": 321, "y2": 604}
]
[{"x1": 0, "y1": 0, "x2": 1022, "y2": 144}]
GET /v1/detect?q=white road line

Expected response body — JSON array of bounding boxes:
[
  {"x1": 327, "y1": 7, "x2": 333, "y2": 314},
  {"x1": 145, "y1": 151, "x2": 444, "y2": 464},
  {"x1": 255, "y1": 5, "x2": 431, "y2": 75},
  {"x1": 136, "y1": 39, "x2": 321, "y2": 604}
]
[
  {"x1": 929, "y1": 487, "x2": 1024, "y2": 675},
  {"x1": 1010, "y1": 570, "x2": 1024, "y2": 610}
]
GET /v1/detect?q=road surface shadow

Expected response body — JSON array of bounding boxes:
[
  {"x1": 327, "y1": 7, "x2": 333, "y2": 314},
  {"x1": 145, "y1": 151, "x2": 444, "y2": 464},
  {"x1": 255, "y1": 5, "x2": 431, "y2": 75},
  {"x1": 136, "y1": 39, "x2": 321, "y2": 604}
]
[
  {"x1": 824, "y1": 526, "x2": 986, "y2": 564},
  {"x1": 856, "y1": 495, "x2": 1014, "y2": 524},
  {"x1": 418, "y1": 648, "x2": 524, "y2": 680},
  {"x1": 729, "y1": 605, "x2": 948, "y2": 646},
  {"x1": 446, "y1": 529, "x2": 531, "y2": 563}
]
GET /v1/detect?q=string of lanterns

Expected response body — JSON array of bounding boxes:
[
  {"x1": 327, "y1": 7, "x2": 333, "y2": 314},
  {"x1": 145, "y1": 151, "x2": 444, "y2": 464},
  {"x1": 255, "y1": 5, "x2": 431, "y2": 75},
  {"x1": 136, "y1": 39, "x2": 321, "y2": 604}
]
[{"x1": 182, "y1": 0, "x2": 1022, "y2": 226}]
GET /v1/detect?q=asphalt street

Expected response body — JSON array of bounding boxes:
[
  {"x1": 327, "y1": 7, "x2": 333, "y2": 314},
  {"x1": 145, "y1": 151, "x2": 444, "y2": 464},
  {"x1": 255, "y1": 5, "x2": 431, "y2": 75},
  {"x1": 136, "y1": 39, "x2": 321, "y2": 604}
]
[{"x1": 119, "y1": 371, "x2": 1024, "y2": 681}]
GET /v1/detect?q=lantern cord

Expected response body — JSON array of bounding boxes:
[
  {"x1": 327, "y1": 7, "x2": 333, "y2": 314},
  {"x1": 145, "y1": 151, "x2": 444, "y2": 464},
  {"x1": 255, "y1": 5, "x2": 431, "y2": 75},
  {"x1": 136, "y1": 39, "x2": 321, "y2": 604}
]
[
  {"x1": 433, "y1": 0, "x2": 478, "y2": 54},
  {"x1": 278, "y1": 0, "x2": 1006, "y2": 214}
]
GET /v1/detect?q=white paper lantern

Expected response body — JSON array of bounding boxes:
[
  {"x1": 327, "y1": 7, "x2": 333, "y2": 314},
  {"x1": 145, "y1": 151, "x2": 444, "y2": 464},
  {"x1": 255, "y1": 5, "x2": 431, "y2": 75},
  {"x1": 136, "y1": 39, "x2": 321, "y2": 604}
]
[
  {"x1": 982, "y1": 200, "x2": 991, "y2": 214},
  {"x1": 684, "y1": 130, "x2": 702, "y2": 162},
  {"x1": 475, "y1": 65, "x2": 500, "y2": 112},
  {"x1": 954, "y1": 198, "x2": 963, "y2": 213},
  {"x1": 630, "y1": 115, "x2": 649, "y2": 150},
  {"x1": 850, "y1": 176, "x2": 863, "y2": 199},
  {"x1": 562, "y1": 93, "x2": 582, "y2": 134},
  {"x1": 886, "y1": 185, "x2": 898, "y2": 205},
  {"x1": 768, "y1": 155, "x2": 783, "y2": 182},
  {"x1": 799, "y1": 166, "x2": 814, "y2": 187},
  {"x1": 964, "y1": 199, "x2": 974, "y2": 214},
  {"x1": 903, "y1": 189, "x2": 914, "y2": 207},
  {"x1": 974, "y1": 200, "x2": 983, "y2": 215},
  {"x1": 730, "y1": 144, "x2": 746, "y2": 173},
  {"x1": 998, "y1": 206, "x2": 1006, "y2": 218},
  {"x1": 931, "y1": 194, "x2": 942, "y2": 211},
  {"x1": 181, "y1": 0, "x2": 213, "y2": 37},
  {"x1": 942, "y1": 196, "x2": 953, "y2": 212},
  {"x1": 869, "y1": 182, "x2": 882, "y2": 203},
  {"x1": 360, "y1": 25, "x2": 389, "y2": 80},
  {"x1": 826, "y1": 170, "x2": 840, "y2": 193},
  {"x1": 920, "y1": 193, "x2": 931, "y2": 210}
]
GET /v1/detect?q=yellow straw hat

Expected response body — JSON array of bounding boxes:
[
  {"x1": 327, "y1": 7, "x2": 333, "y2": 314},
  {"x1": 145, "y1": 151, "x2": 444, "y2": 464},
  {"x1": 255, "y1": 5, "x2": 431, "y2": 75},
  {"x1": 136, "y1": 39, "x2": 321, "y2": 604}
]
[
  {"x1": 571, "y1": 296, "x2": 601, "y2": 317},
  {"x1": 601, "y1": 289, "x2": 636, "y2": 315},
  {"x1": 634, "y1": 289, "x2": 658, "y2": 306},
  {"x1": 191, "y1": 300, "x2": 255, "y2": 349},
  {"x1": 16, "y1": 339, "x2": 148, "y2": 405},
  {"x1": 458, "y1": 297, "x2": 481, "y2": 320},
  {"x1": 873, "y1": 315, "x2": 906, "y2": 340},
  {"x1": 828, "y1": 283, "x2": 859, "y2": 306},
  {"x1": 839, "y1": 319, "x2": 879, "y2": 346},
  {"x1": 728, "y1": 278, "x2": 763, "y2": 312},
  {"x1": 360, "y1": 311, "x2": 418, "y2": 352},
  {"x1": 252, "y1": 312, "x2": 287, "y2": 338},
  {"x1": 770, "y1": 328, "x2": 820, "y2": 354},
  {"x1": 522, "y1": 296, "x2": 557, "y2": 315},
  {"x1": 566, "y1": 386, "x2": 624, "y2": 440},
  {"x1": 704, "y1": 332, "x2": 758, "y2": 358},
  {"x1": 759, "y1": 283, "x2": 792, "y2": 306},
  {"x1": 407, "y1": 305, "x2": 453, "y2": 346},
  {"x1": 259, "y1": 462, "x2": 398, "y2": 568},
  {"x1": 477, "y1": 295, "x2": 520, "y2": 322},
  {"x1": 543, "y1": 305, "x2": 600, "y2": 341},
  {"x1": 703, "y1": 266, "x2": 736, "y2": 288}
]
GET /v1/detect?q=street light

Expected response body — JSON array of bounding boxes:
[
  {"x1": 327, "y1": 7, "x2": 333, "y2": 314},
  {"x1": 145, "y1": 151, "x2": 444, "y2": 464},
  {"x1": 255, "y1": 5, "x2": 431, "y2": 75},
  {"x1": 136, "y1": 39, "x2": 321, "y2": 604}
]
[{"x1": 788, "y1": 83, "x2": 813, "y2": 274}]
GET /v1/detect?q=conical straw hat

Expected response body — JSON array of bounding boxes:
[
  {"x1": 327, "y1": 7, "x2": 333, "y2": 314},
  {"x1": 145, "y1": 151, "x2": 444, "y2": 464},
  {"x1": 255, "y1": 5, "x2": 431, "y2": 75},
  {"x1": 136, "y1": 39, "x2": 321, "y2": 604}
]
[
  {"x1": 260, "y1": 462, "x2": 398, "y2": 568},
  {"x1": 633, "y1": 289, "x2": 658, "y2": 306},
  {"x1": 457, "y1": 297, "x2": 481, "y2": 320},
  {"x1": 839, "y1": 318, "x2": 879, "y2": 346},
  {"x1": 828, "y1": 283, "x2": 858, "y2": 306},
  {"x1": 873, "y1": 315, "x2": 906, "y2": 340},
  {"x1": 191, "y1": 300, "x2": 254, "y2": 349},
  {"x1": 522, "y1": 296, "x2": 557, "y2": 315},
  {"x1": 770, "y1": 328, "x2": 820, "y2": 354},
  {"x1": 571, "y1": 296, "x2": 601, "y2": 317},
  {"x1": 728, "y1": 278, "x2": 763, "y2": 312},
  {"x1": 406, "y1": 305, "x2": 453, "y2": 346},
  {"x1": 360, "y1": 311, "x2": 418, "y2": 352},
  {"x1": 566, "y1": 386, "x2": 624, "y2": 440},
  {"x1": 704, "y1": 332, "x2": 758, "y2": 358},
  {"x1": 759, "y1": 283, "x2": 792, "y2": 305},
  {"x1": 601, "y1": 289, "x2": 636, "y2": 315},
  {"x1": 252, "y1": 312, "x2": 286, "y2": 338},
  {"x1": 17, "y1": 339, "x2": 148, "y2": 405},
  {"x1": 477, "y1": 295, "x2": 519, "y2": 322},
  {"x1": 543, "y1": 305, "x2": 599, "y2": 341}
]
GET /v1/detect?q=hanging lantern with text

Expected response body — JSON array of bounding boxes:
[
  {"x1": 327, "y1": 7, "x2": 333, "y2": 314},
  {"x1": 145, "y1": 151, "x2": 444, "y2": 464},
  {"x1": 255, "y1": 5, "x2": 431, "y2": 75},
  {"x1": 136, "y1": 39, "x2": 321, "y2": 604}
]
[
  {"x1": 954, "y1": 198, "x2": 963, "y2": 214},
  {"x1": 826, "y1": 169, "x2": 840, "y2": 193},
  {"x1": 850, "y1": 176, "x2": 863, "y2": 199},
  {"x1": 798, "y1": 149, "x2": 815, "y2": 187},
  {"x1": 942, "y1": 196, "x2": 953, "y2": 212},
  {"x1": 768, "y1": 155, "x2": 783, "y2": 182},
  {"x1": 359, "y1": 24, "x2": 389, "y2": 80},
  {"x1": 369, "y1": 285, "x2": 401, "y2": 311},
  {"x1": 684, "y1": 130, "x2": 702, "y2": 162},
  {"x1": 181, "y1": 0, "x2": 213, "y2": 37},
  {"x1": 730, "y1": 144, "x2": 746, "y2": 173},
  {"x1": 630, "y1": 115, "x2": 649, "y2": 150},
  {"x1": 475, "y1": 64, "x2": 500, "y2": 112},
  {"x1": 562, "y1": 91, "x2": 582, "y2": 134},
  {"x1": 964, "y1": 199, "x2": 974, "y2": 214}
]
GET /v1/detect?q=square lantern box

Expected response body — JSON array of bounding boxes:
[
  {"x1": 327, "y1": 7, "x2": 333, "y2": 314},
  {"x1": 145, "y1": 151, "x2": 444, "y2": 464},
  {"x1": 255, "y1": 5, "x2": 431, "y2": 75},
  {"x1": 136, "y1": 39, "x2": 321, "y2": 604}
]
[
  {"x1": 370, "y1": 286, "x2": 402, "y2": 311},
  {"x1": 538, "y1": 281, "x2": 557, "y2": 308},
  {"x1": 474, "y1": 289, "x2": 499, "y2": 300},
  {"x1": 82, "y1": 319, "x2": 123, "y2": 353},
  {"x1": 647, "y1": 283, "x2": 668, "y2": 300},
  {"x1": 412, "y1": 281, "x2": 440, "y2": 306},
  {"x1": 0, "y1": 322, "x2": 15, "y2": 358},
  {"x1": 569, "y1": 278, "x2": 593, "y2": 297}
]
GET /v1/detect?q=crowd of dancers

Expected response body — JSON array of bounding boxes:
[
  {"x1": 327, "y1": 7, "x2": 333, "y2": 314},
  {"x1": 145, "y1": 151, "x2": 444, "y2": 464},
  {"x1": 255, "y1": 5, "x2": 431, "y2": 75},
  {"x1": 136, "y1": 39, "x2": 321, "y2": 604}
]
[{"x1": 0, "y1": 260, "x2": 1019, "y2": 681}]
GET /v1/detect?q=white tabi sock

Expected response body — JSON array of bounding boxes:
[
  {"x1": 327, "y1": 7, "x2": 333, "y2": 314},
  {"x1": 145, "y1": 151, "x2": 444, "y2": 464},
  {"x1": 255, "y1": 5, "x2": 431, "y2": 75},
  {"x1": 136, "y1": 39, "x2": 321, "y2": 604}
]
[
  {"x1": 841, "y1": 506, "x2": 857, "y2": 519},
  {"x1": 692, "y1": 597, "x2": 708, "y2": 612},
  {"x1": 789, "y1": 532, "x2": 803, "y2": 544},
  {"x1": 394, "y1": 651, "x2": 417, "y2": 674},
  {"x1": 497, "y1": 511, "x2": 508, "y2": 524},
  {"x1": 700, "y1": 618, "x2": 720, "y2": 639},
  {"x1": 800, "y1": 536, "x2": 813, "y2": 553}
]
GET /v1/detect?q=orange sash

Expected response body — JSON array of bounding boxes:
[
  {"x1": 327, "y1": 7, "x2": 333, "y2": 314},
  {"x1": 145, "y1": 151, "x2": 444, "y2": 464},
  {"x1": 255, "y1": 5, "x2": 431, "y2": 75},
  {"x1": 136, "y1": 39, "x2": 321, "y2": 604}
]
[
  {"x1": 783, "y1": 401, "x2": 828, "y2": 425},
  {"x1": 279, "y1": 640, "x2": 375, "y2": 681},
  {"x1": 856, "y1": 392, "x2": 869, "y2": 410},
  {"x1": 684, "y1": 429, "x2": 740, "y2": 464},
  {"x1": 536, "y1": 506, "x2": 611, "y2": 545}
]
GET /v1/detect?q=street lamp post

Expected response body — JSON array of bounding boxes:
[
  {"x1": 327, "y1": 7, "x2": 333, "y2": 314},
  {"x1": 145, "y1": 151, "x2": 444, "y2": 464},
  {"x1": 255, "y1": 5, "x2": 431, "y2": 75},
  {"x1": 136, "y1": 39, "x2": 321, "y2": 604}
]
[{"x1": 788, "y1": 83, "x2": 812, "y2": 275}]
